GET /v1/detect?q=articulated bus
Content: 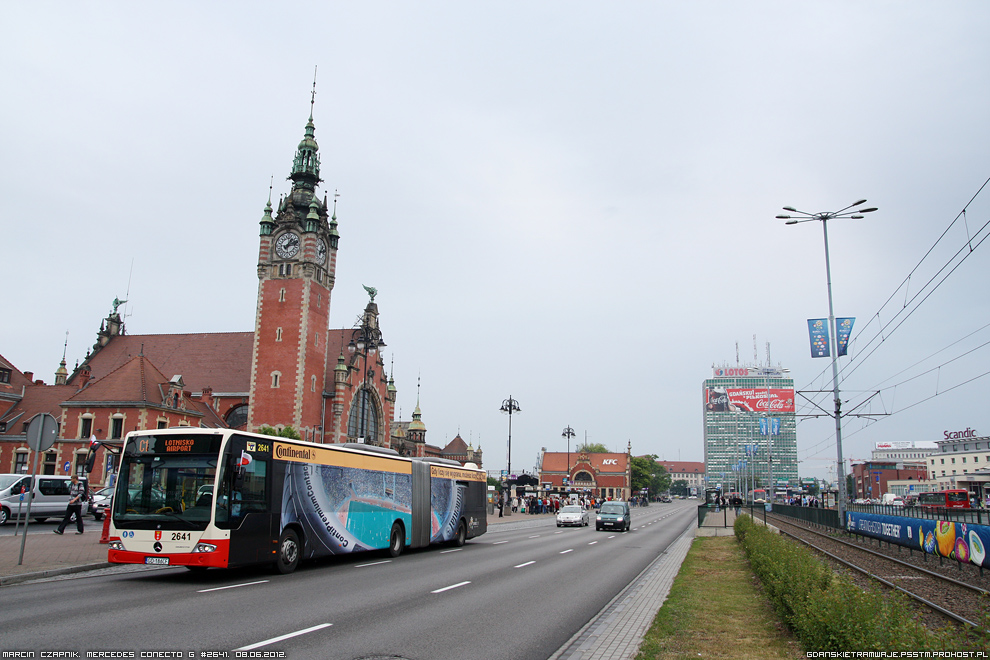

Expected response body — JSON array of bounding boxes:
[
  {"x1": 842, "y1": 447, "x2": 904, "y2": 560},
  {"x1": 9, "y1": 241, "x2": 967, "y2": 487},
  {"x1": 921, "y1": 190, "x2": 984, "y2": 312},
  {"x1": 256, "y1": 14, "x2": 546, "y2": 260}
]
[
  {"x1": 107, "y1": 428, "x2": 488, "y2": 573},
  {"x1": 916, "y1": 489, "x2": 971, "y2": 509}
]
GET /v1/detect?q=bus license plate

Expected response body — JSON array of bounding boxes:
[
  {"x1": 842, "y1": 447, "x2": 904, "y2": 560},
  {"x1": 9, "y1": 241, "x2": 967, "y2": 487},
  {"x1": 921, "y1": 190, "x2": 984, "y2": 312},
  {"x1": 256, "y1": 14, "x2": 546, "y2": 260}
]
[{"x1": 145, "y1": 557, "x2": 170, "y2": 565}]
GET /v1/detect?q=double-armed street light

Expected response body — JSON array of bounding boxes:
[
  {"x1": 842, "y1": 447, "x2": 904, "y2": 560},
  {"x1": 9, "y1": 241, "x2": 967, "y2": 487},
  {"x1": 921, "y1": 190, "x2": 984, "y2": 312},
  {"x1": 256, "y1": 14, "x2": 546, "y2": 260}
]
[
  {"x1": 500, "y1": 396, "x2": 521, "y2": 498},
  {"x1": 777, "y1": 199, "x2": 878, "y2": 521},
  {"x1": 562, "y1": 425, "x2": 575, "y2": 490}
]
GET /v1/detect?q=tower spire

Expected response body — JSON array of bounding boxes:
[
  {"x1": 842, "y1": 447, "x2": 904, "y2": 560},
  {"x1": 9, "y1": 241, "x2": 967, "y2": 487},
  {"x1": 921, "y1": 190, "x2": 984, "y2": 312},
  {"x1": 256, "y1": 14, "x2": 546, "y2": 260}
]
[{"x1": 289, "y1": 70, "x2": 322, "y2": 193}]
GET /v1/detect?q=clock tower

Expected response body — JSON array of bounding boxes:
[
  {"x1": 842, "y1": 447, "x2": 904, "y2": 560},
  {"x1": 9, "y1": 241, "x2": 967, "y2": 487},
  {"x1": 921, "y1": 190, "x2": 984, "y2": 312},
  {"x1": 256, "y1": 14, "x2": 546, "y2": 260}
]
[{"x1": 247, "y1": 91, "x2": 340, "y2": 442}]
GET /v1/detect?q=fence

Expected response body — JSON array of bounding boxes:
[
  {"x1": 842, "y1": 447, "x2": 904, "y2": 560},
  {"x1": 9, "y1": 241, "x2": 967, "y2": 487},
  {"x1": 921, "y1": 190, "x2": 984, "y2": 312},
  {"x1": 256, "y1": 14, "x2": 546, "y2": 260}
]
[{"x1": 697, "y1": 503, "x2": 766, "y2": 528}]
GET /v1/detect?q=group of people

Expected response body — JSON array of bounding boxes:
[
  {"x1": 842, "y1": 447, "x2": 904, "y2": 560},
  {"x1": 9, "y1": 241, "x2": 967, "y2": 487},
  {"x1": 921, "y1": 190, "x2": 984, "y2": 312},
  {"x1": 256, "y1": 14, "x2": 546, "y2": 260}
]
[
  {"x1": 712, "y1": 494, "x2": 744, "y2": 514},
  {"x1": 496, "y1": 494, "x2": 608, "y2": 517}
]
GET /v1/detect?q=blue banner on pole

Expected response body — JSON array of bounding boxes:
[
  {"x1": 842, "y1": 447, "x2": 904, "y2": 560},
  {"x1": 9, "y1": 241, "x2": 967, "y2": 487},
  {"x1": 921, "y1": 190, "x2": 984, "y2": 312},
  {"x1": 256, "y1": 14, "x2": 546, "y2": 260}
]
[
  {"x1": 836, "y1": 317, "x2": 855, "y2": 356},
  {"x1": 808, "y1": 319, "x2": 829, "y2": 358},
  {"x1": 758, "y1": 418, "x2": 781, "y2": 436}
]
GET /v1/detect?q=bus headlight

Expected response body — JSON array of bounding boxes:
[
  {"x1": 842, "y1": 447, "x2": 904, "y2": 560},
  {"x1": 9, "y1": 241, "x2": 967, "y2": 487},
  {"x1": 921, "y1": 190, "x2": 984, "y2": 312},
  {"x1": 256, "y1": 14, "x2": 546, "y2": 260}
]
[
  {"x1": 192, "y1": 543, "x2": 217, "y2": 553},
  {"x1": 108, "y1": 541, "x2": 124, "y2": 550}
]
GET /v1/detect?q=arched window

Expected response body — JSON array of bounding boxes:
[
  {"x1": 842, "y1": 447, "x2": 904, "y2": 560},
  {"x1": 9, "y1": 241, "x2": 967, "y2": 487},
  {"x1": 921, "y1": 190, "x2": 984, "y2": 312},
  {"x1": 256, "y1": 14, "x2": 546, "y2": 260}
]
[
  {"x1": 347, "y1": 388, "x2": 379, "y2": 443},
  {"x1": 225, "y1": 404, "x2": 248, "y2": 429},
  {"x1": 574, "y1": 471, "x2": 594, "y2": 483}
]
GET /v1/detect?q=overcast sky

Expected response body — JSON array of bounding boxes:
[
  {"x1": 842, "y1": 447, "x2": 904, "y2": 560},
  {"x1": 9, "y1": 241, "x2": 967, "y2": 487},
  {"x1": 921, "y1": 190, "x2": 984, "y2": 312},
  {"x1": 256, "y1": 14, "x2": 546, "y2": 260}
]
[{"x1": 3, "y1": 2, "x2": 989, "y2": 481}]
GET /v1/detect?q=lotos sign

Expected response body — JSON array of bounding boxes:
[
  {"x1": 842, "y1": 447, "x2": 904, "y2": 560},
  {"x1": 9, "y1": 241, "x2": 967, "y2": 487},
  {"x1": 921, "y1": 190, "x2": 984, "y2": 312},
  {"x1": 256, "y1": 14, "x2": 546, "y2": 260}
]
[{"x1": 943, "y1": 427, "x2": 978, "y2": 440}]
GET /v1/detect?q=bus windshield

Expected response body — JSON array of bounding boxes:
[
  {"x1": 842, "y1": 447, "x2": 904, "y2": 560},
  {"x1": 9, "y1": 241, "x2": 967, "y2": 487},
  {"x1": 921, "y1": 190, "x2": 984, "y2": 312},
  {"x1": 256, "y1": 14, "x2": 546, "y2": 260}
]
[{"x1": 114, "y1": 452, "x2": 219, "y2": 530}]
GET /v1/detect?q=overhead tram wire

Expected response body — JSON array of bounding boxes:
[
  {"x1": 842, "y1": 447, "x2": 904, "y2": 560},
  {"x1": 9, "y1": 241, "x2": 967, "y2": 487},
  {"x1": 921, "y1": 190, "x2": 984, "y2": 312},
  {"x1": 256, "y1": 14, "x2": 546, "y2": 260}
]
[
  {"x1": 791, "y1": 174, "x2": 990, "y2": 420},
  {"x1": 835, "y1": 174, "x2": 990, "y2": 382}
]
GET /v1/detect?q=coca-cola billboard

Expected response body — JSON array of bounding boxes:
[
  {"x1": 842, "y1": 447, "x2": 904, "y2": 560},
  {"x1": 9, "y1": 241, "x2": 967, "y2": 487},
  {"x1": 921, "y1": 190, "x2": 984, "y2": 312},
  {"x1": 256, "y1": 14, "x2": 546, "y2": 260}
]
[{"x1": 705, "y1": 387, "x2": 795, "y2": 413}]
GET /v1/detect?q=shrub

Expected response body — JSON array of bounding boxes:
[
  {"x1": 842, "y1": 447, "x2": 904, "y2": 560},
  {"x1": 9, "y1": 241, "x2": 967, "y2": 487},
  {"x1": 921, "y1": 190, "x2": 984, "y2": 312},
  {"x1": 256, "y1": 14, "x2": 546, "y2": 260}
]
[{"x1": 734, "y1": 515, "x2": 936, "y2": 651}]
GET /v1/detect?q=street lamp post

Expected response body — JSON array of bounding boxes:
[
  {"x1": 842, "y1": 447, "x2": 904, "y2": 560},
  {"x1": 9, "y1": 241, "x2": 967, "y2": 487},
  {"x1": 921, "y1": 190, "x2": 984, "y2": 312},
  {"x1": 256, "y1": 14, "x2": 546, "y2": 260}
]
[
  {"x1": 562, "y1": 425, "x2": 575, "y2": 495},
  {"x1": 778, "y1": 199, "x2": 877, "y2": 522},
  {"x1": 500, "y1": 396, "x2": 521, "y2": 502}
]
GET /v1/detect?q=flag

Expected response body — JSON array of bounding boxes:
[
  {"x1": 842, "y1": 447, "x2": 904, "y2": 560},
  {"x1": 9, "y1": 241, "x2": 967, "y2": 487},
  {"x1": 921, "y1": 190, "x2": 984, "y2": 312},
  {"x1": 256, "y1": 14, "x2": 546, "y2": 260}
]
[
  {"x1": 836, "y1": 317, "x2": 855, "y2": 357},
  {"x1": 808, "y1": 318, "x2": 830, "y2": 358}
]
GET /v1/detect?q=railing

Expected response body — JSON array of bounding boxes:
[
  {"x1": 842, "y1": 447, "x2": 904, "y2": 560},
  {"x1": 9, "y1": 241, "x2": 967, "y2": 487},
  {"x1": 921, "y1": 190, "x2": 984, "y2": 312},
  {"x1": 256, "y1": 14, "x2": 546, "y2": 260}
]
[
  {"x1": 846, "y1": 503, "x2": 987, "y2": 525},
  {"x1": 697, "y1": 503, "x2": 766, "y2": 528},
  {"x1": 771, "y1": 503, "x2": 839, "y2": 529}
]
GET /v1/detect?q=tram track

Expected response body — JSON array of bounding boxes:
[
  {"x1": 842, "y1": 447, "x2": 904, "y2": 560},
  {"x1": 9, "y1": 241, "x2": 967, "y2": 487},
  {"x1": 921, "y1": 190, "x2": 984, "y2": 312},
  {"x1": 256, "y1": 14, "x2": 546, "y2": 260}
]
[{"x1": 766, "y1": 513, "x2": 990, "y2": 632}]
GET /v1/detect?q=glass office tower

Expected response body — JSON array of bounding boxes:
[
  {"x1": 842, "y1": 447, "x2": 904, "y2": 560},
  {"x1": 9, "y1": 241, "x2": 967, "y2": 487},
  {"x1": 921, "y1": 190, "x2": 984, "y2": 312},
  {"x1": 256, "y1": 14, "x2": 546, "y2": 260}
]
[{"x1": 703, "y1": 366, "x2": 798, "y2": 497}]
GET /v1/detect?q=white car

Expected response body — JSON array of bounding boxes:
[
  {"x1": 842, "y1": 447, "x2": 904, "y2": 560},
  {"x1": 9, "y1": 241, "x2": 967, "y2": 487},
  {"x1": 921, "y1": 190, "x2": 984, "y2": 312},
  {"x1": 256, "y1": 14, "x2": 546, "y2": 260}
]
[{"x1": 556, "y1": 505, "x2": 589, "y2": 527}]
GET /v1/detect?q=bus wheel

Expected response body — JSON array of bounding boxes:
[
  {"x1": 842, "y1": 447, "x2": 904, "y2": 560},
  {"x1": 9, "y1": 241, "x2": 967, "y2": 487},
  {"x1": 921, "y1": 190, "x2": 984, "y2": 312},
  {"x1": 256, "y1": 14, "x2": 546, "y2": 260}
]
[
  {"x1": 388, "y1": 523, "x2": 405, "y2": 558},
  {"x1": 451, "y1": 519, "x2": 467, "y2": 547},
  {"x1": 276, "y1": 528, "x2": 301, "y2": 574}
]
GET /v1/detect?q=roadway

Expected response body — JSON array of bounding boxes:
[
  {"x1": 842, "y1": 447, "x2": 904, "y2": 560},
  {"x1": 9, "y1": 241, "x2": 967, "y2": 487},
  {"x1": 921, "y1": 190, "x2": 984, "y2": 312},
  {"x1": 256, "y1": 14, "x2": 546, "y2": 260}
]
[{"x1": 0, "y1": 500, "x2": 697, "y2": 660}]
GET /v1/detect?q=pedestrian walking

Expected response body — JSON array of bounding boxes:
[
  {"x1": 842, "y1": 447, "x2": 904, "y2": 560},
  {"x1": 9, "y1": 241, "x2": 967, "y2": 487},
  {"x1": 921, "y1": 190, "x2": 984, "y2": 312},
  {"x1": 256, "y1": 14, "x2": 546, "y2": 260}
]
[{"x1": 54, "y1": 475, "x2": 87, "y2": 535}]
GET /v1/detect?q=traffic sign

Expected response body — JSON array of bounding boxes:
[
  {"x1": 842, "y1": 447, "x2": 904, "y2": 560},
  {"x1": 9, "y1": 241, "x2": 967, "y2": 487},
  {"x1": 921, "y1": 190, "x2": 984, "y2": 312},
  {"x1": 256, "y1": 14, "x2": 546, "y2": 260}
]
[
  {"x1": 63, "y1": 461, "x2": 71, "y2": 473},
  {"x1": 26, "y1": 413, "x2": 58, "y2": 452}
]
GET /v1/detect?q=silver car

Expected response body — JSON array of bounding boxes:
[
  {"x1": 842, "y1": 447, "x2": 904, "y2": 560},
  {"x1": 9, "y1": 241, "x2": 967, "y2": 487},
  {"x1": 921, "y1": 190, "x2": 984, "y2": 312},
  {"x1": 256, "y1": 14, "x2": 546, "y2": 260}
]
[{"x1": 556, "y1": 504, "x2": 589, "y2": 527}]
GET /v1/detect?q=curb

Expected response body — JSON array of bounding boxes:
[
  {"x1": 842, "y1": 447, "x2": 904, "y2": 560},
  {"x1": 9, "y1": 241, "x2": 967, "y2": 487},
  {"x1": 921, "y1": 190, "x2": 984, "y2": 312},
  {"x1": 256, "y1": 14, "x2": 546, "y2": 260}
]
[
  {"x1": 548, "y1": 519, "x2": 698, "y2": 660},
  {"x1": 0, "y1": 562, "x2": 111, "y2": 587}
]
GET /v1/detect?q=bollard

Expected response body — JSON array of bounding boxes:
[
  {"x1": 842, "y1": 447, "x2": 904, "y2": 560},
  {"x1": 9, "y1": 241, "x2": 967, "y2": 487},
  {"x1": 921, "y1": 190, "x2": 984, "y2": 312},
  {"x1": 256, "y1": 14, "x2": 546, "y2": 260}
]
[{"x1": 100, "y1": 511, "x2": 112, "y2": 544}]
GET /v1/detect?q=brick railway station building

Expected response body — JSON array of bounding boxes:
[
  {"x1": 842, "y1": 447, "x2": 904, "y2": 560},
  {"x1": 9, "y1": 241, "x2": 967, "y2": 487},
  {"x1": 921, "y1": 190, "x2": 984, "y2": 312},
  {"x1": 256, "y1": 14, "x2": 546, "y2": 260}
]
[{"x1": 1, "y1": 99, "x2": 480, "y2": 487}]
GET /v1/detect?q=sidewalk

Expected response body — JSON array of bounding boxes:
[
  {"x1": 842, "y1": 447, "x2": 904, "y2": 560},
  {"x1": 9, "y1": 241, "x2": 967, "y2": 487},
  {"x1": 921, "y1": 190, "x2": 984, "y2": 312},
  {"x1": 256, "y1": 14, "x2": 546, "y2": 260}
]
[{"x1": 0, "y1": 527, "x2": 110, "y2": 586}]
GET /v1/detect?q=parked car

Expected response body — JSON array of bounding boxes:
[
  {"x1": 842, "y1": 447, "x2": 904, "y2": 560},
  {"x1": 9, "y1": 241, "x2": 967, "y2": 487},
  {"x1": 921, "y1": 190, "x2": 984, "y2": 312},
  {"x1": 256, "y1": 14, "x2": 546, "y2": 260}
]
[
  {"x1": 0, "y1": 474, "x2": 74, "y2": 525},
  {"x1": 556, "y1": 505, "x2": 589, "y2": 527},
  {"x1": 88, "y1": 486, "x2": 114, "y2": 520},
  {"x1": 596, "y1": 501, "x2": 631, "y2": 532}
]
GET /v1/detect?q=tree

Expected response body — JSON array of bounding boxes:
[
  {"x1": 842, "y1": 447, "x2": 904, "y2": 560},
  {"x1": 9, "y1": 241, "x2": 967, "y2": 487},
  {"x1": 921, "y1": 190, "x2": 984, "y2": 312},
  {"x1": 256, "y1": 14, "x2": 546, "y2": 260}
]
[
  {"x1": 257, "y1": 425, "x2": 302, "y2": 440},
  {"x1": 576, "y1": 442, "x2": 609, "y2": 453},
  {"x1": 670, "y1": 479, "x2": 689, "y2": 497},
  {"x1": 631, "y1": 455, "x2": 672, "y2": 495},
  {"x1": 487, "y1": 476, "x2": 502, "y2": 493}
]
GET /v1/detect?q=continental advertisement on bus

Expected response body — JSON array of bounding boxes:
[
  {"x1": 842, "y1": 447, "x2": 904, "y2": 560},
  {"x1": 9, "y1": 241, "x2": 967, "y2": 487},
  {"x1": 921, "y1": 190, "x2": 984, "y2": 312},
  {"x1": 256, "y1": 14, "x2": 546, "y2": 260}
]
[{"x1": 275, "y1": 442, "x2": 483, "y2": 559}]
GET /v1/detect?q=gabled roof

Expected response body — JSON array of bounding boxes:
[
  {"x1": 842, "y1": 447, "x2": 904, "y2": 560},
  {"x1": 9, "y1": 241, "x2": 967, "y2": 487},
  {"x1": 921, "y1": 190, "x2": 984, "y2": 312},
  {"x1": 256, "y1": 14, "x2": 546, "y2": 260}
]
[
  {"x1": 442, "y1": 434, "x2": 468, "y2": 455},
  {"x1": 0, "y1": 383, "x2": 78, "y2": 436},
  {"x1": 69, "y1": 333, "x2": 253, "y2": 395},
  {"x1": 656, "y1": 461, "x2": 705, "y2": 474},
  {"x1": 541, "y1": 451, "x2": 628, "y2": 472},
  {"x1": 65, "y1": 354, "x2": 191, "y2": 414}
]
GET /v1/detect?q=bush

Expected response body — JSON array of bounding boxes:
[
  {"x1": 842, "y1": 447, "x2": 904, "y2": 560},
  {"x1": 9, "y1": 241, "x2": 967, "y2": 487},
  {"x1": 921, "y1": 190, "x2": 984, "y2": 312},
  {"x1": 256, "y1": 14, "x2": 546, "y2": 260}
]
[{"x1": 734, "y1": 514, "x2": 935, "y2": 651}]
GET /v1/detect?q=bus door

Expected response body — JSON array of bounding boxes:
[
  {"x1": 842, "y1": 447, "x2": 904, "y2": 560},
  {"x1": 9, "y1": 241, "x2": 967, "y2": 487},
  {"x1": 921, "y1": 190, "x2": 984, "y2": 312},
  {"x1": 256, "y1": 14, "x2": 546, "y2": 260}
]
[{"x1": 216, "y1": 436, "x2": 275, "y2": 566}]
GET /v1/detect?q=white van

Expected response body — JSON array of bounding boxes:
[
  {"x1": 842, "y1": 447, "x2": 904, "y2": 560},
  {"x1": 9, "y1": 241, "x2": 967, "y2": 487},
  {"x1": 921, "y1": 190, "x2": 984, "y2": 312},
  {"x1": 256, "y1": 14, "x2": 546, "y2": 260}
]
[{"x1": 0, "y1": 474, "x2": 75, "y2": 525}]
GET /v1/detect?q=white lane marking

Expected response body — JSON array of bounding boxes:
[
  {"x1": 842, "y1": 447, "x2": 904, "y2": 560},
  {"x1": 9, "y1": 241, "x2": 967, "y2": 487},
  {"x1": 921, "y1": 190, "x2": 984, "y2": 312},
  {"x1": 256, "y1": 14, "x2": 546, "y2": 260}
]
[
  {"x1": 528, "y1": 535, "x2": 540, "y2": 538},
  {"x1": 559, "y1": 549, "x2": 573, "y2": 554},
  {"x1": 197, "y1": 580, "x2": 269, "y2": 593},
  {"x1": 493, "y1": 540, "x2": 509, "y2": 545},
  {"x1": 607, "y1": 535, "x2": 616, "y2": 539},
  {"x1": 588, "y1": 541, "x2": 598, "y2": 545},
  {"x1": 354, "y1": 560, "x2": 391, "y2": 568},
  {"x1": 554, "y1": 531, "x2": 563, "y2": 534},
  {"x1": 235, "y1": 623, "x2": 333, "y2": 650},
  {"x1": 432, "y1": 581, "x2": 471, "y2": 593},
  {"x1": 514, "y1": 560, "x2": 536, "y2": 568},
  {"x1": 440, "y1": 548, "x2": 462, "y2": 554}
]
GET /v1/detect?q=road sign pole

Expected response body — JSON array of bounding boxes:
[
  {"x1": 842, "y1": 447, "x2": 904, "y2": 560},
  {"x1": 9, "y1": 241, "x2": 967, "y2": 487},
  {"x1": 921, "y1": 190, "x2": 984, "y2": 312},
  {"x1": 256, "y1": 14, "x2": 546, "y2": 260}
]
[{"x1": 18, "y1": 413, "x2": 59, "y2": 566}]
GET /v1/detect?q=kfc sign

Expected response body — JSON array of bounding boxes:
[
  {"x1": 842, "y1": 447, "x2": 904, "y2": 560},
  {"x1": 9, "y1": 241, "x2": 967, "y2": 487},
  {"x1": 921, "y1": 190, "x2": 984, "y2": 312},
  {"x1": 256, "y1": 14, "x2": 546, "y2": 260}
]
[{"x1": 602, "y1": 459, "x2": 618, "y2": 465}]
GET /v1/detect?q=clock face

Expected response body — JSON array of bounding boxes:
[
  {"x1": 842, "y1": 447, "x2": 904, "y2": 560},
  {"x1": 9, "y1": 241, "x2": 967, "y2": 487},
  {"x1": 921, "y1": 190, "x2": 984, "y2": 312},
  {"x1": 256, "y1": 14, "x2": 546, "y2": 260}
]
[
  {"x1": 315, "y1": 239, "x2": 327, "y2": 265},
  {"x1": 275, "y1": 232, "x2": 300, "y2": 259}
]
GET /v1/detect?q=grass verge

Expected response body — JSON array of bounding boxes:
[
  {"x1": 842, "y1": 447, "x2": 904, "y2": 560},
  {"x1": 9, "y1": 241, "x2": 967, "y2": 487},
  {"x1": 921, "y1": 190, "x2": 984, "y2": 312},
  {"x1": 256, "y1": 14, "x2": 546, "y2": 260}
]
[{"x1": 635, "y1": 536, "x2": 803, "y2": 660}]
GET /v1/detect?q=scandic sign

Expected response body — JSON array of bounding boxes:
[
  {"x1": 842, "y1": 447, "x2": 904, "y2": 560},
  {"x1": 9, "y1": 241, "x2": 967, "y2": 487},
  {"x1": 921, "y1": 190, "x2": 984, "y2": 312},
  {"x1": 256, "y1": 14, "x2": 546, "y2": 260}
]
[{"x1": 705, "y1": 387, "x2": 795, "y2": 413}]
